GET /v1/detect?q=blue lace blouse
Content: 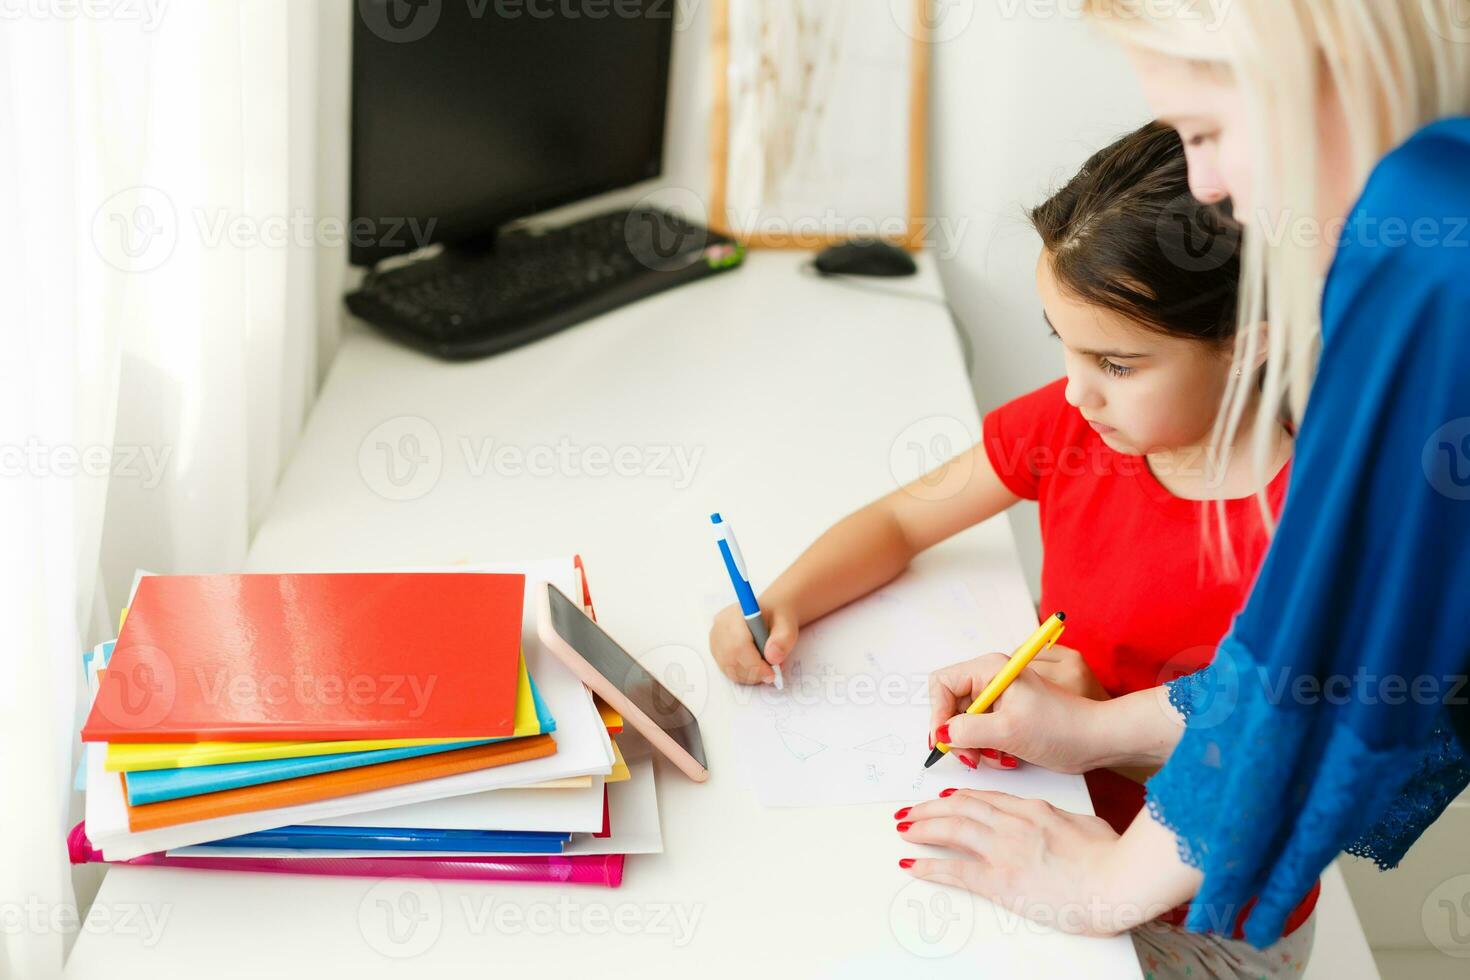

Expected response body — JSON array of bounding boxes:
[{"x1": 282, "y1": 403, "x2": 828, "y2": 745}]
[{"x1": 1146, "y1": 117, "x2": 1470, "y2": 947}]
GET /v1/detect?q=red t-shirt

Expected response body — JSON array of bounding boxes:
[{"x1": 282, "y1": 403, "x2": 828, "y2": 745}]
[{"x1": 982, "y1": 378, "x2": 1318, "y2": 936}]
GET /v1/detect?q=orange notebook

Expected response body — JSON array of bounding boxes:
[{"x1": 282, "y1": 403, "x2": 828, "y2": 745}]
[
  {"x1": 82, "y1": 573, "x2": 525, "y2": 744},
  {"x1": 123, "y1": 734, "x2": 556, "y2": 831}
]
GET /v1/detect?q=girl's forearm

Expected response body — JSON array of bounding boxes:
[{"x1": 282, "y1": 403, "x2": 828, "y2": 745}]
[
  {"x1": 760, "y1": 504, "x2": 918, "y2": 626},
  {"x1": 759, "y1": 444, "x2": 1021, "y2": 628},
  {"x1": 1096, "y1": 807, "x2": 1204, "y2": 933}
]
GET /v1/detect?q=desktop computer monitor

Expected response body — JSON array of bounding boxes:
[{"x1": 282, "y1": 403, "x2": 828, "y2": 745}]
[{"x1": 350, "y1": 0, "x2": 676, "y2": 267}]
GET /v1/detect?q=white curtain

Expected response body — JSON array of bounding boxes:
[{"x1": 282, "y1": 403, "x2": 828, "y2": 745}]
[{"x1": 0, "y1": 3, "x2": 347, "y2": 976}]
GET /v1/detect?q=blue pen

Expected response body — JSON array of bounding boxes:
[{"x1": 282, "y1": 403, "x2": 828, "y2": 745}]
[{"x1": 711, "y1": 513, "x2": 783, "y2": 689}]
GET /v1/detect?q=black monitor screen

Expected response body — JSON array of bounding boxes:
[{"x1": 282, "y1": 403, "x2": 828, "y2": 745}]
[{"x1": 350, "y1": 1, "x2": 675, "y2": 265}]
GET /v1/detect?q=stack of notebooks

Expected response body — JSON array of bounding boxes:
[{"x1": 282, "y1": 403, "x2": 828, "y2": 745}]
[{"x1": 70, "y1": 559, "x2": 661, "y2": 887}]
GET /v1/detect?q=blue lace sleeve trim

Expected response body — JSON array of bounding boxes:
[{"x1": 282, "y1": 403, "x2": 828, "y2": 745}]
[
  {"x1": 1165, "y1": 669, "x2": 1207, "y2": 724},
  {"x1": 1148, "y1": 638, "x2": 1470, "y2": 946},
  {"x1": 1343, "y1": 719, "x2": 1468, "y2": 870}
]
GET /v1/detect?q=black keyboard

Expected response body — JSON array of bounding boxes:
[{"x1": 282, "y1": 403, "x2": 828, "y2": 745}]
[{"x1": 346, "y1": 208, "x2": 744, "y2": 360}]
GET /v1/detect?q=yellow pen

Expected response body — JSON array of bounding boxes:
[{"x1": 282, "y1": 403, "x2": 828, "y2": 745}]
[{"x1": 923, "y1": 611, "x2": 1067, "y2": 768}]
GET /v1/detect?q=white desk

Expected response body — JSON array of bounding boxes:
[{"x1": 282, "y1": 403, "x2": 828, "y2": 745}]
[{"x1": 65, "y1": 253, "x2": 1140, "y2": 978}]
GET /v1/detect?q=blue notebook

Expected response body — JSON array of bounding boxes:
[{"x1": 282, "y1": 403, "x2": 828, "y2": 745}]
[
  {"x1": 195, "y1": 824, "x2": 570, "y2": 854},
  {"x1": 123, "y1": 670, "x2": 558, "y2": 805}
]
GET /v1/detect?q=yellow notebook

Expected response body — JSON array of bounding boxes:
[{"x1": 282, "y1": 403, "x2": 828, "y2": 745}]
[
  {"x1": 106, "y1": 655, "x2": 544, "y2": 772},
  {"x1": 607, "y1": 740, "x2": 630, "y2": 783}
]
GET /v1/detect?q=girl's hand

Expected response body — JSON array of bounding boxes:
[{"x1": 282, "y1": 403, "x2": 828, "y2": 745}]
[
  {"x1": 928, "y1": 653, "x2": 1106, "y2": 774},
  {"x1": 895, "y1": 789, "x2": 1130, "y2": 937},
  {"x1": 709, "y1": 602, "x2": 798, "y2": 686},
  {"x1": 1030, "y1": 644, "x2": 1110, "y2": 701}
]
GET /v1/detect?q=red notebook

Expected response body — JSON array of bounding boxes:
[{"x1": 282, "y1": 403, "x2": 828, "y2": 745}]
[{"x1": 82, "y1": 573, "x2": 525, "y2": 744}]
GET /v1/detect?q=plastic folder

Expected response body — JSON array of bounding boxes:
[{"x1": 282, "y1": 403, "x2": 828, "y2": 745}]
[
  {"x1": 121, "y1": 661, "x2": 553, "y2": 804},
  {"x1": 84, "y1": 573, "x2": 525, "y2": 743},
  {"x1": 124, "y1": 735, "x2": 556, "y2": 832},
  {"x1": 195, "y1": 824, "x2": 569, "y2": 854},
  {"x1": 69, "y1": 822, "x2": 624, "y2": 886},
  {"x1": 105, "y1": 653, "x2": 551, "y2": 774}
]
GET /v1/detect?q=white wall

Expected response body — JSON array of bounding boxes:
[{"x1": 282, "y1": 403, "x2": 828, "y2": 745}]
[{"x1": 928, "y1": 5, "x2": 1148, "y2": 594}]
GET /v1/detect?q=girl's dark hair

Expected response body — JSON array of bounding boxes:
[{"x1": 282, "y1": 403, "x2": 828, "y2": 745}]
[{"x1": 1028, "y1": 121, "x2": 1242, "y2": 345}]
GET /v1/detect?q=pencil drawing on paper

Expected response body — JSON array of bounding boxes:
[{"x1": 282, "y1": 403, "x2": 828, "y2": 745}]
[
  {"x1": 852, "y1": 734, "x2": 905, "y2": 755},
  {"x1": 776, "y1": 727, "x2": 827, "y2": 761}
]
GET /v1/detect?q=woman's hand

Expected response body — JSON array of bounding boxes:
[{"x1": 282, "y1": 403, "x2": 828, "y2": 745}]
[
  {"x1": 894, "y1": 790, "x2": 1131, "y2": 937},
  {"x1": 1030, "y1": 644, "x2": 1110, "y2": 701},
  {"x1": 708, "y1": 602, "x2": 798, "y2": 686},
  {"x1": 894, "y1": 792, "x2": 1203, "y2": 937},
  {"x1": 928, "y1": 653, "x2": 1108, "y2": 773}
]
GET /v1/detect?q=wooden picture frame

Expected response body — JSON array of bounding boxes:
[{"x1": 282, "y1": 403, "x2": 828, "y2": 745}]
[{"x1": 708, "y1": 0, "x2": 931, "y2": 252}]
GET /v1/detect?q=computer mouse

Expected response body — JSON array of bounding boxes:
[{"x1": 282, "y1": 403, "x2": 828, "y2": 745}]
[{"x1": 814, "y1": 239, "x2": 918, "y2": 278}]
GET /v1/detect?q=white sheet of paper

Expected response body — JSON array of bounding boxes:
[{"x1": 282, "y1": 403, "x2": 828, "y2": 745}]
[
  {"x1": 562, "y1": 757, "x2": 660, "y2": 855},
  {"x1": 166, "y1": 758, "x2": 662, "y2": 858},
  {"x1": 87, "y1": 560, "x2": 616, "y2": 860},
  {"x1": 730, "y1": 560, "x2": 1094, "y2": 812}
]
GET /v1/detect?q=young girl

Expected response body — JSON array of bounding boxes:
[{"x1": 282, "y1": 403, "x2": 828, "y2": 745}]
[{"x1": 708, "y1": 122, "x2": 1310, "y2": 971}]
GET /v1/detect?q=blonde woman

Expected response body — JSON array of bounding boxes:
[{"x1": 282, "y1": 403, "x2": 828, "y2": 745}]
[{"x1": 895, "y1": 2, "x2": 1470, "y2": 976}]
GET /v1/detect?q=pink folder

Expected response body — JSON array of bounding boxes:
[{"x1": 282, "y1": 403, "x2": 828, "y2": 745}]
[{"x1": 68, "y1": 822, "x2": 624, "y2": 887}]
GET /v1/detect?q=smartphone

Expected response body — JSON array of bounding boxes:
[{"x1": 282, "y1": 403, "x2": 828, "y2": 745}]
[{"x1": 535, "y1": 581, "x2": 709, "y2": 782}]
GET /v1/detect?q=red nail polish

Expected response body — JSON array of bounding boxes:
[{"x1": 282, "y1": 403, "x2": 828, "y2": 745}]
[
  {"x1": 896, "y1": 821, "x2": 913, "y2": 832},
  {"x1": 894, "y1": 807, "x2": 911, "y2": 820},
  {"x1": 928, "y1": 732, "x2": 935, "y2": 750},
  {"x1": 959, "y1": 755, "x2": 978, "y2": 769},
  {"x1": 899, "y1": 858, "x2": 916, "y2": 870},
  {"x1": 1001, "y1": 755, "x2": 1018, "y2": 769},
  {"x1": 939, "y1": 788, "x2": 958, "y2": 798},
  {"x1": 978, "y1": 748, "x2": 998, "y2": 759},
  {"x1": 935, "y1": 724, "x2": 950, "y2": 743}
]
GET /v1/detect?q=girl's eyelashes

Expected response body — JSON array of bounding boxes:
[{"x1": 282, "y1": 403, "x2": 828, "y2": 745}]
[
  {"x1": 1050, "y1": 324, "x2": 1136, "y2": 376},
  {"x1": 1184, "y1": 131, "x2": 1218, "y2": 148},
  {"x1": 1047, "y1": 319, "x2": 1138, "y2": 376}
]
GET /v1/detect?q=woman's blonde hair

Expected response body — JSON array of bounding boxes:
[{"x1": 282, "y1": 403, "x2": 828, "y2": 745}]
[{"x1": 1083, "y1": 0, "x2": 1470, "y2": 531}]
